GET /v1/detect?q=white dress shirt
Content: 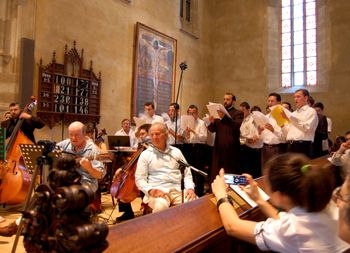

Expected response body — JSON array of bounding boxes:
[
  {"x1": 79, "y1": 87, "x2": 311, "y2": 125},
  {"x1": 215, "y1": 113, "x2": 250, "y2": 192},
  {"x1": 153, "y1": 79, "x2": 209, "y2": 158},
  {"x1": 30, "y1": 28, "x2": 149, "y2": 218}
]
[
  {"x1": 143, "y1": 114, "x2": 164, "y2": 124},
  {"x1": 260, "y1": 113, "x2": 285, "y2": 145},
  {"x1": 330, "y1": 149, "x2": 350, "y2": 166},
  {"x1": 186, "y1": 118, "x2": 207, "y2": 144},
  {"x1": 240, "y1": 114, "x2": 263, "y2": 149},
  {"x1": 327, "y1": 117, "x2": 332, "y2": 133},
  {"x1": 165, "y1": 118, "x2": 183, "y2": 144},
  {"x1": 114, "y1": 128, "x2": 138, "y2": 148},
  {"x1": 135, "y1": 145, "x2": 195, "y2": 195},
  {"x1": 284, "y1": 105, "x2": 319, "y2": 142}
]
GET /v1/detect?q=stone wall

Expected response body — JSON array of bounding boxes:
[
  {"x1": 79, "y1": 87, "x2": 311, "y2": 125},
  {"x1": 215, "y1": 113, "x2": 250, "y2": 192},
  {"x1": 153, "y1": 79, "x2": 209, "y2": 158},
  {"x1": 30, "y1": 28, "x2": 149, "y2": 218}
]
[
  {"x1": 1, "y1": 0, "x2": 349, "y2": 142},
  {"x1": 9, "y1": 0, "x2": 215, "y2": 142}
]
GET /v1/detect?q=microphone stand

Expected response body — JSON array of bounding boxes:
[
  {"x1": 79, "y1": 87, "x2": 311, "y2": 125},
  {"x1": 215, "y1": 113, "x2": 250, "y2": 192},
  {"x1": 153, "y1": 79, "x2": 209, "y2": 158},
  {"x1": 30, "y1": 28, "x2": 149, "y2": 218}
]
[
  {"x1": 174, "y1": 62, "x2": 187, "y2": 145},
  {"x1": 148, "y1": 143, "x2": 207, "y2": 203}
]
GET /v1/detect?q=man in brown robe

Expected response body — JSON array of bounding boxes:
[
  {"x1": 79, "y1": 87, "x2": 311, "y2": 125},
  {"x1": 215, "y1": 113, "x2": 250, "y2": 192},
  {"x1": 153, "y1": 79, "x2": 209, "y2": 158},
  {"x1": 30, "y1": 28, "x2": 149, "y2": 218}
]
[{"x1": 208, "y1": 92, "x2": 243, "y2": 183}]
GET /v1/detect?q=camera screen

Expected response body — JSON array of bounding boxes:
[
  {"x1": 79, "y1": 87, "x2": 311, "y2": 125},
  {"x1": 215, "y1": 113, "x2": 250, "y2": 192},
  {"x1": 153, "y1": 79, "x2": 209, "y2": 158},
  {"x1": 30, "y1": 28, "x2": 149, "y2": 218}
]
[{"x1": 224, "y1": 174, "x2": 248, "y2": 185}]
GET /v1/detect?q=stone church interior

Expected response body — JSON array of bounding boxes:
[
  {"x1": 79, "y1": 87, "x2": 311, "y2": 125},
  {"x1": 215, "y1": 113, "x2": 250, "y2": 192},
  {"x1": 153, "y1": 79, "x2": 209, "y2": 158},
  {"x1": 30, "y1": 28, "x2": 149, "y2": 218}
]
[{"x1": 1, "y1": 0, "x2": 350, "y2": 252}]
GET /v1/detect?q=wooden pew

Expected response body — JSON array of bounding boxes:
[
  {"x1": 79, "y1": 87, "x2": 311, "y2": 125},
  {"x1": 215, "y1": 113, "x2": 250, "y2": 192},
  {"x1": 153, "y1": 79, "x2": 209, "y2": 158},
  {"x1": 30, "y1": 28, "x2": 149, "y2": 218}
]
[{"x1": 106, "y1": 179, "x2": 268, "y2": 253}]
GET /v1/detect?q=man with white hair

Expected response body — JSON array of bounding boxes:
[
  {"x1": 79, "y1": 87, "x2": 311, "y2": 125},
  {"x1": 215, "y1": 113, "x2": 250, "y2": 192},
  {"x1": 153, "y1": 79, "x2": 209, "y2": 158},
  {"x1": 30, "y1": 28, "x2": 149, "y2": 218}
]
[{"x1": 135, "y1": 122, "x2": 196, "y2": 212}]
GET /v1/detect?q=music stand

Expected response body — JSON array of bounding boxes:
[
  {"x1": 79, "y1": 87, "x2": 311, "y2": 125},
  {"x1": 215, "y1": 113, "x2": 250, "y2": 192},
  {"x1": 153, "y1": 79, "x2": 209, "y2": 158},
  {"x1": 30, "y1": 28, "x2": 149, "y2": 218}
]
[
  {"x1": 12, "y1": 143, "x2": 59, "y2": 253},
  {"x1": 19, "y1": 144, "x2": 60, "y2": 183},
  {"x1": 107, "y1": 135, "x2": 130, "y2": 150}
]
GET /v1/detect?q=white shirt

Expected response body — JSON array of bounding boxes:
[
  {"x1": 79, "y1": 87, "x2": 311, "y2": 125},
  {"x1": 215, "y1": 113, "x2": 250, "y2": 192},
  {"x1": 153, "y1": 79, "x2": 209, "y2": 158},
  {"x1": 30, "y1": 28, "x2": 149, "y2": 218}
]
[
  {"x1": 260, "y1": 113, "x2": 285, "y2": 145},
  {"x1": 186, "y1": 118, "x2": 207, "y2": 144},
  {"x1": 254, "y1": 206, "x2": 349, "y2": 253},
  {"x1": 135, "y1": 145, "x2": 195, "y2": 195},
  {"x1": 114, "y1": 128, "x2": 138, "y2": 148},
  {"x1": 143, "y1": 114, "x2": 164, "y2": 124},
  {"x1": 240, "y1": 114, "x2": 263, "y2": 149},
  {"x1": 330, "y1": 149, "x2": 350, "y2": 166},
  {"x1": 57, "y1": 139, "x2": 106, "y2": 192},
  {"x1": 165, "y1": 118, "x2": 183, "y2": 144},
  {"x1": 285, "y1": 105, "x2": 319, "y2": 142},
  {"x1": 327, "y1": 117, "x2": 332, "y2": 133}
]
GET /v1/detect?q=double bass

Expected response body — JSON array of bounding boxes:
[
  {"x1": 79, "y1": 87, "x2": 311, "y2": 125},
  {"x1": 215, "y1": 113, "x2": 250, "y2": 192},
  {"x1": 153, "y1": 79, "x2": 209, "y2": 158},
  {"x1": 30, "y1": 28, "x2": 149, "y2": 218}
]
[
  {"x1": 110, "y1": 144, "x2": 146, "y2": 203},
  {"x1": 0, "y1": 97, "x2": 37, "y2": 205}
]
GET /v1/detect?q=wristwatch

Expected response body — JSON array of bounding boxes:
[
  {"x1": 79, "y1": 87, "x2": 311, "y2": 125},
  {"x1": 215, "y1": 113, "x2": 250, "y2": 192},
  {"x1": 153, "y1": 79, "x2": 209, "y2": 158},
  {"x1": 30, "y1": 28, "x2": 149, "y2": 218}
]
[{"x1": 216, "y1": 195, "x2": 234, "y2": 209}]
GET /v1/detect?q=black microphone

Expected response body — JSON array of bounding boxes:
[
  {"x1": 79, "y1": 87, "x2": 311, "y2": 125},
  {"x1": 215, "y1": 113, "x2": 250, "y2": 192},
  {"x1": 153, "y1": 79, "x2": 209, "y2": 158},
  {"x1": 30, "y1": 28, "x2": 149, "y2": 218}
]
[{"x1": 179, "y1": 62, "x2": 187, "y2": 70}]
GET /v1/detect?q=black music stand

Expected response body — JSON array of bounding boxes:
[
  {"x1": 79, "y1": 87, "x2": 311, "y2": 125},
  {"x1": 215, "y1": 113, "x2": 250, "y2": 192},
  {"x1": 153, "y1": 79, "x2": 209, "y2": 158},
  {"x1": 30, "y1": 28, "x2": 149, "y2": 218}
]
[
  {"x1": 12, "y1": 143, "x2": 59, "y2": 253},
  {"x1": 19, "y1": 144, "x2": 60, "y2": 183},
  {"x1": 107, "y1": 135, "x2": 130, "y2": 150}
]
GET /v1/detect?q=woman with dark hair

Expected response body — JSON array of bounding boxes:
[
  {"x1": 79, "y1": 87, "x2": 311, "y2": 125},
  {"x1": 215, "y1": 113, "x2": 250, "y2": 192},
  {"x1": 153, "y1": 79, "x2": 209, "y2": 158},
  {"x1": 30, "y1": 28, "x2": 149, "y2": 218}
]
[{"x1": 212, "y1": 153, "x2": 349, "y2": 252}]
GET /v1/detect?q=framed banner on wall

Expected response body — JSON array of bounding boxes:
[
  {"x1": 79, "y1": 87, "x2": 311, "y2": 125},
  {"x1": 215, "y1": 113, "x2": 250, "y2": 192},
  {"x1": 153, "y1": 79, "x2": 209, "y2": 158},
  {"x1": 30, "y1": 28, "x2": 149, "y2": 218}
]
[{"x1": 132, "y1": 22, "x2": 177, "y2": 117}]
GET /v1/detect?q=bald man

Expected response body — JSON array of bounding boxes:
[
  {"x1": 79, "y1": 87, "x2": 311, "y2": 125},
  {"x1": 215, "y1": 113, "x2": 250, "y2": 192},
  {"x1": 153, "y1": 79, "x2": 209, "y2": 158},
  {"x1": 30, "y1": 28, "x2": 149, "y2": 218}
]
[
  {"x1": 135, "y1": 123, "x2": 196, "y2": 213},
  {"x1": 57, "y1": 121, "x2": 106, "y2": 192}
]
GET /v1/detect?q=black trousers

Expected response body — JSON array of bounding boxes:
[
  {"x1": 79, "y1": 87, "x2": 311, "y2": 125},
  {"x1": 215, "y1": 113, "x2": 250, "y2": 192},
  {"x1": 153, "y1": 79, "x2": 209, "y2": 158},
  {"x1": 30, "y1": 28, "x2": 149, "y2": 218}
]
[
  {"x1": 287, "y1": 141, "x2": 312, "y2": 158},
  {"x1": 261, "y1": 143, "x2": 283, "y2": 171},
  {"x1": 240, "y1": 145, "x2": 262, "y2": 179}
]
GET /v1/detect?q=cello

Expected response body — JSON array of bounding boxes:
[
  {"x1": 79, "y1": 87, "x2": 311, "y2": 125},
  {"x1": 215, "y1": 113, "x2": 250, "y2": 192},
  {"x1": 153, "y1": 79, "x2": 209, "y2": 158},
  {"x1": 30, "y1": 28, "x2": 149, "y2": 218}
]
[
  {"x1": 110, "y1": 145, "x2": 146, "y2": 203},
  {"x1": 0, "y1": 97, "x2": 37, "y2": 205}
]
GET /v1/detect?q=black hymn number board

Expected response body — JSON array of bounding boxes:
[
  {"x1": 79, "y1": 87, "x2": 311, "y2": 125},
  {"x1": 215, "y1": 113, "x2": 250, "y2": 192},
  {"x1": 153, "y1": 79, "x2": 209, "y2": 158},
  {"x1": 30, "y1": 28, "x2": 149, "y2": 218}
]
[{"x1": 37, "y1": 42, "x2": 101, "y2": 128}]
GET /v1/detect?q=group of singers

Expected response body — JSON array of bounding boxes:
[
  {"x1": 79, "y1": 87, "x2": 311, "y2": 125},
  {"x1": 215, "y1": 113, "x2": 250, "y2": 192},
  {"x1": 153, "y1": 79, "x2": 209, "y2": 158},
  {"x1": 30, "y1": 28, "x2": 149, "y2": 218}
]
[{"x1": 2, "y1": 88, "x2": 350, "y2": 253}]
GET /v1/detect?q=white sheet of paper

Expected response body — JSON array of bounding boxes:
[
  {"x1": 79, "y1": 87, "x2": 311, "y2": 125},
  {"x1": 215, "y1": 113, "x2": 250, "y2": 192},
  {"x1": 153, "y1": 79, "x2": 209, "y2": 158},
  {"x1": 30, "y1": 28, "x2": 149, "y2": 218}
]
[
  {"x1": 202, "y1": 114, "x2": 210, "y2": 126},
  {"x1": 230, "y1": 184, "x2": 270, "y2": 208},
  {"x1": 161, "y1": 112, "x2": 170, "y2": 122},
  {"x1": 181, "y1": 115, "x2": 195, "y2": 130},
  {"x1": 133, "y1": 116, "x2": 147, "y2": 129},
  {"x1": 251, "y1": 111, "x2": 270, "y2": 128},
  {"x1": 206, "y1": 102, "x2": 231, "y2": 119}
]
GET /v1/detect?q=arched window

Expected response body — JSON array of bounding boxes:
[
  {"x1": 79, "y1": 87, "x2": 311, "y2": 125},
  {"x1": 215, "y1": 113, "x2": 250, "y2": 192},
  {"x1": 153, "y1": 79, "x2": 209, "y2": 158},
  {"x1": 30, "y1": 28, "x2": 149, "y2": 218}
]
[{"x1": 281, "y1": 0, "x2": 317, "y2": 87}]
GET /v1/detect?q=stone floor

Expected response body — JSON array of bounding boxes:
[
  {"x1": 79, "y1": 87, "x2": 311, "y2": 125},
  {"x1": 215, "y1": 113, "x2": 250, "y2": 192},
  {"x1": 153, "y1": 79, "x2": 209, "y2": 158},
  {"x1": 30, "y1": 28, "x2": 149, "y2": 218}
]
[{"x1": 0, "y1": 193, "x2": 143, "y2": 253}]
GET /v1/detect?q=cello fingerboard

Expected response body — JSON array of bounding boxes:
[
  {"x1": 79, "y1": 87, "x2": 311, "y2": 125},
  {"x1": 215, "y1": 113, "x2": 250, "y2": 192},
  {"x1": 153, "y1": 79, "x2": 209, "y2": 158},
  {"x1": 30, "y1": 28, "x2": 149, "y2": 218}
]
[{"x1": 0, "y1": 128, "x2": 5, "y2": 160}]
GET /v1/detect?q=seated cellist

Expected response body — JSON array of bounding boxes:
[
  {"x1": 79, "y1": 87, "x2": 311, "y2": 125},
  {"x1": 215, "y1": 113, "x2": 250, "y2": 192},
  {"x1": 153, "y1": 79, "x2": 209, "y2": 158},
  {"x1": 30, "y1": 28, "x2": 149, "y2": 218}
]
[{"x1": 112, "y1": 124, "x2": 152, "y2": 223}]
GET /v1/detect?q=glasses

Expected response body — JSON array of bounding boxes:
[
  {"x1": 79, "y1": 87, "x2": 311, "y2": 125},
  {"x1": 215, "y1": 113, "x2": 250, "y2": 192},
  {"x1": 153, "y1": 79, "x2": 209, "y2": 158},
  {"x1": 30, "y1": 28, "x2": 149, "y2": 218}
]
[{"x1": 333, "y1": 187, "x2": 350, "y2": 203}]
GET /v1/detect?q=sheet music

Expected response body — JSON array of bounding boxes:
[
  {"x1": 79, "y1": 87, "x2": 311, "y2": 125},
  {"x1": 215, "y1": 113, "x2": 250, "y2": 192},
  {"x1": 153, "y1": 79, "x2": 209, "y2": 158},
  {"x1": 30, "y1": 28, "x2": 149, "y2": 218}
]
[
  {"x1": 270, "y1": 105, "x2": 291, "y2": 127},
  {"x1": 133, "y1": 116, "x2": 147, "y2": 129},
  {"x1": 206, "y1": 102, "x2": 231, "y2": 119},
  {"x1": 251, "y1": 111, "x2": 270, "y2": 128},
  {"x1": 161, "y1": 112, "x2": 170, "y2": 122},
  {"x1": 180, "y1": 115, "x2": 195, "y2": 130},
  {"x1": 202, "y1": 114, "x2": 210, "y2": 126},
  {"x1": 230, "y1": 184, "x2": 270, "y2": 208}
]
